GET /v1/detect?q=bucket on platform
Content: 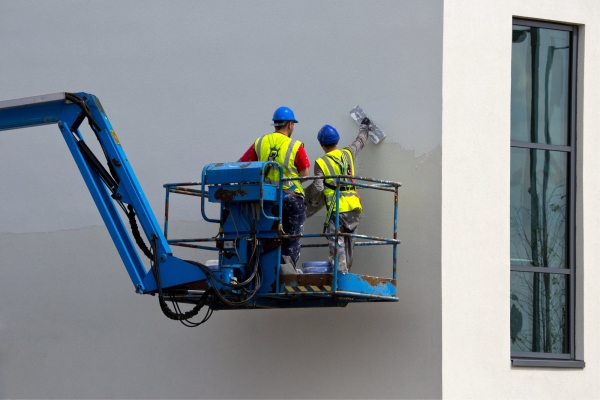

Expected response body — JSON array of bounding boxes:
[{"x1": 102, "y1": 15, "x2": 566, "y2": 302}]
[
  {"x1": 205, "y1": 260, "x2": 220, "y2": 271},
  {"x1": 301, "y1": 261, "x2": 332, "y2": 274}
]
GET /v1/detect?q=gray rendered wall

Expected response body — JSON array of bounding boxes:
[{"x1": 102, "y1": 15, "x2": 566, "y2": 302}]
[{"x1": 0, "y1": 1, "x2": 442, "y2": 398}]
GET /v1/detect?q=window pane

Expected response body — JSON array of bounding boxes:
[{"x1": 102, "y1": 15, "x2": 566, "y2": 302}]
[
  {"x1": 510, "y1": 148, "x2": 567, "y2": 268},
  {"x1": 511, "y1": 26, "x2": 570, "y2": 145},
  {"x1": 511, "y1": 271, "x2": 568, "y2": 354}
]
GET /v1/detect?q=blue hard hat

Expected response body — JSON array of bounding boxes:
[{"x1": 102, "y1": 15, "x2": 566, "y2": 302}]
[
  {"x1": 272, "y1": 106, "x2": 298, "y2": 123},
  {"x1": 317, "y1": 124, "x2": 340, "y2": 145}
]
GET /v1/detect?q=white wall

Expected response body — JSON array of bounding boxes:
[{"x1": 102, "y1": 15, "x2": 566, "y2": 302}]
[
  {"x1": 442, "y1": 0, "x2": 600, "y2": 398},
  {"x1": 0, "y1": 1, "x2": 443, "y2": 398}
]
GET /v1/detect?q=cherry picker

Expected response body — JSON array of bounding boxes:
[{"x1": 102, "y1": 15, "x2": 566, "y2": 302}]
[{"x1": 0, "y1": 92, "x2": 400, "y2": 326}]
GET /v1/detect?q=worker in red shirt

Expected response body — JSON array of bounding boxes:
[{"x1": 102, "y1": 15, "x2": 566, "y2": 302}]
[{"x1": 239, "y1": 106, "x2": 310, "y2": 268}]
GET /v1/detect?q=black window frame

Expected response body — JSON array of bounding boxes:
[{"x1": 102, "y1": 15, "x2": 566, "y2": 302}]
[{"x1": 510, "y1": 18, "x2": 583, "y2": 368}]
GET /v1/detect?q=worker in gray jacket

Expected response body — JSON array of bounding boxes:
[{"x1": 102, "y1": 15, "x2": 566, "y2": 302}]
[{"x1": 306, "y1": 118, "x2": 370, "y2": 272}]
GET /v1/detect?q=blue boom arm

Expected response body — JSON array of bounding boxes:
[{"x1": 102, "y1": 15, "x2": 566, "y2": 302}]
[{"x1": 0, "y1": 92, "x2": 206, "y2": 293}]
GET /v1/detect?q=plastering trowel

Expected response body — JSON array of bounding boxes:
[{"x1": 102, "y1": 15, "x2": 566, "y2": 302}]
[{"x1": 349, "y1": 105, "x2": 386, "y2": 144}]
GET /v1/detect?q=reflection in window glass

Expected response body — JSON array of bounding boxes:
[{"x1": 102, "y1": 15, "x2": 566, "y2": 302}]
[
  {"x1": 511, "y1": 271, "x2": 568, "y2": 353},
  {"x1": 511, "y1": 26, "x2": 570, "y2": 145},
  {"x1": 510, "y1": 148, "x2": 567, "y2": 268}
]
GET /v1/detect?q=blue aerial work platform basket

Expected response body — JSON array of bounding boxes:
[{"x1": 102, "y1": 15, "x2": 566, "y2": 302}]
[{"x1": 163, "y1": 161, "x2": 401, "y2": 309}]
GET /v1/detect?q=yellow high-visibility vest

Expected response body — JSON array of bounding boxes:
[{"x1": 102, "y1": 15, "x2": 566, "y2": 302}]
[
  {"x1": 315, "y1": 148, "x2": 362, "y2": 219},
  {"x1": 254, "y1": 132, "x2": 305, "y2": 195}
]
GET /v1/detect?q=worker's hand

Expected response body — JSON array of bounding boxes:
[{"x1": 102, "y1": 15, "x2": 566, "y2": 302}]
[{"x1": 361, "y1": 117, "x2": 370, "y2": 126}]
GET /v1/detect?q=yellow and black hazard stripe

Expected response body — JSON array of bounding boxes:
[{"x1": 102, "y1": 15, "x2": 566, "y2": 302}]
[{"x1": 284, "y1": 285, "x2": 332, "y2": 293}]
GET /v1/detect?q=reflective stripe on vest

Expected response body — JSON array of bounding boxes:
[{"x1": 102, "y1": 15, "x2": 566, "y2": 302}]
[
  {"x1": 315, "y1": 148, "x2": 362, "y2": 217},
  {"x1": 254, "y1": 132, "x2": 304, "y2": 195}
]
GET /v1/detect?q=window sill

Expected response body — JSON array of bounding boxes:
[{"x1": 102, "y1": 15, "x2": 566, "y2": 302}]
[{"x1": 512, "y1": 358, "x2": 585, "y2": 368}]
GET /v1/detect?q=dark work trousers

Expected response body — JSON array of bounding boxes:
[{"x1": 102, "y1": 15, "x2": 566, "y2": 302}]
[{"x1": 281, "y1": 194, "x2": 306, "y2": 267}]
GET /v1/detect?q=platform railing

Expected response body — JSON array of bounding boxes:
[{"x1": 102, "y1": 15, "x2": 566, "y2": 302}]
[
  {"x1": 161, "y1": 172, "x2": 401, "y2": 295},
  {"x1": 293, "y1": 174, "x2": 401, "y2": 291}
]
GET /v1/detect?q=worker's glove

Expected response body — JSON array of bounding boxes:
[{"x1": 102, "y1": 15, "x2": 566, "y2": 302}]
[{"x1": 361, "y1": 117, "x2": 370, "y2": 126}]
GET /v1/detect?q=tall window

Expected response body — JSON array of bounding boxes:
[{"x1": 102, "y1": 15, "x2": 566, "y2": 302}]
[{"x1": 510, "y1": 19, "x2": 580, "y2": 366}]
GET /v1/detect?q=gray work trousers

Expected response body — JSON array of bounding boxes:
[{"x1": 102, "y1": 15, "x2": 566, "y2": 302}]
[{"x1": 326, "y1": 211, "x2": 361, "y2": 273}]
